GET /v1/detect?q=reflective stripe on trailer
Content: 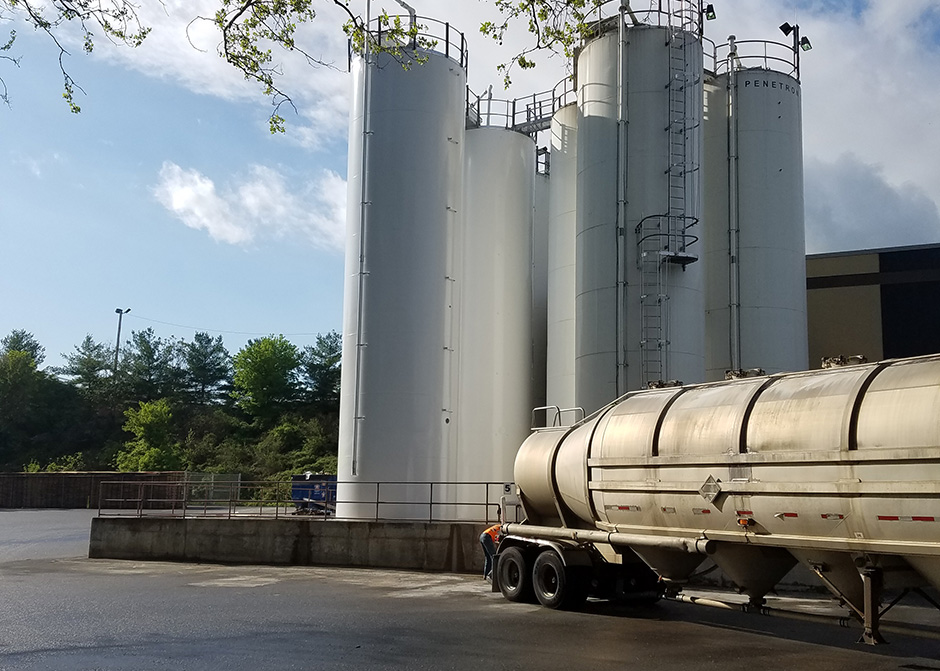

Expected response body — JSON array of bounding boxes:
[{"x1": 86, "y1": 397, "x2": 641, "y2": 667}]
[
  {"x1": 820, "y1": 513, "x2": 845, "y2": 520},
  {"x1": 877, "y1": 515, "x2": 936, "y2": 522}
]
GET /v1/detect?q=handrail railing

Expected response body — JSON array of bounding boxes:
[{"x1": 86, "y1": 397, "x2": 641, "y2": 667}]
[
  {"x1": 464, "y1": 75, "x2": 576, "y2": 136},
  {"x1": 96, "y1": 479, "x2": 519, "y2": 524},
  {"x1": 358, "y1": 14, "x2": 468, "y2": 69},
  {"x1": 581, "y1": 0, "x2": 705, "y2": 38},
  {"x1": 553, "y1": 75, "x2": 577, "y2": 113},
  {"x1": 530, "y1": 405, "x2": 586, "y2": 428},
  {"x1": 466, "y1": 87, "x2": 555, "y2": 134},
  {"x1": 707, "y1": 38, "x2": 799, "y2": 80}
]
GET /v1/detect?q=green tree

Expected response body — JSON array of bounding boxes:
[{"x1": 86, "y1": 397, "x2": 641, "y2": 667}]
[
  {"x1": 43, "y1": 452, "x2": 86, "y2": 472},
  {"x1": 0, "y1": 348, "x2": 100, "y2": 471},
  {"x1": 123, "y1": 328, "x2": 183, "y2": 402},
  {"x1": 57, "y1": 335, "x2": 113, "y2": 402},
  {"x1": 179, "y1": 407, "x2": 249, "y2": 472},
  {"x1": 232, "y1": 335, "x2": 302, "y2": 422},
  {"x1": 115, "y1": 398, "x2": 182, "y2": 471},
  {"x1": 252, "y1": 416, "x2": 334, "y2": 479},
  {"x1": 302, "y1": 330, "x2": 341, "y2": 410},
  {"x1": 1, "y1": 329, "x2": 45, "y2": 366},
  {"x1": 182, "y1": 332, "x2": 231, "y2": 405},
  {"x1": 0, "y1": 349, "x2": 40, "y2": 426}
]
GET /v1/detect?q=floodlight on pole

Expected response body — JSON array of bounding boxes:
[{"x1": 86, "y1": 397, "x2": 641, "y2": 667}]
[
  {"x1": 779, "y1": 22, "x2": 810, "y2": 81},
  {"x1": 114, "y1": 307, "x2": 131, "y2": 372}
]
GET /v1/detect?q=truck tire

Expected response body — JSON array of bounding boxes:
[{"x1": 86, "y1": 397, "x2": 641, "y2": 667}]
[
  {"x1": 532, "y1": 549, "x2": 589, "y2": 610},
  {"x1": 497, "y1": 547, "x2": 534, "y2": 603}
]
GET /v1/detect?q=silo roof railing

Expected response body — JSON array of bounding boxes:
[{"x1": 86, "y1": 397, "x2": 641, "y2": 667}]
[
  {"x1": 580, "y1": 0, "x2": 705, "y2": 39},
  {"x1": 356, "y1": 14, "x2": 468, "y2": 69},
  {"x1": 709, "y1": 38, "x2": 799, "y2": 80},
  {"x1": 466, "y1": 87, "x2": 555, "y2": 135},
  {"x1": 552, "y1": 76, "x2": 577, "y2": 113}
]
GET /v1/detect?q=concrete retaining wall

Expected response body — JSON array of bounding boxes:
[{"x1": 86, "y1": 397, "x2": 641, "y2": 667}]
[{"x1": 90, "y1": 517, "x2": 487, "y2": 574}]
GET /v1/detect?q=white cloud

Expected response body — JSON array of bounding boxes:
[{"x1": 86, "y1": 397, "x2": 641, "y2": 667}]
[
  {"x1": 153, "y1": 161, "x2": 346, "y2": 250},
  {"x1": 9, "y1": 150, "x2": 65, "y2": 179},
  {"x1": 20, "y1": 0, "x2": 940, "y2": 255},
  {"x1": 74, "y1": 0, "x2": 354, "y2": 147},
  {"x1": 698, "y1": 1, "x2": 940, "y2": 253},
  {"x1": 805, "y1": 153, "x2": 940, "y2": 253}
]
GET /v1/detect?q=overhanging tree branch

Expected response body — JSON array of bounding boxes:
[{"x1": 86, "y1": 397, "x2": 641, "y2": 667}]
[
  {"x1": 204, "y1": 0, "x2": 429, "y2": 134},
  {"x1": 481, "y1": 0, "x2": 605, "y2": 87},
  {"x1": 1, "y1": 0, "x2": 149, "y2": 112}
]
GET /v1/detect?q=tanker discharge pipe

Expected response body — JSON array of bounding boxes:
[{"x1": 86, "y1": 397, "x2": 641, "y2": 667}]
[{"x1": 503, "y1": 523, "x2": 714, "y2": 555}]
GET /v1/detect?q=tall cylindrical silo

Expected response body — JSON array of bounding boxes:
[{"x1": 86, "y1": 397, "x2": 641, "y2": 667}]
[
  {"x1": 453, "y1": 127, "x2": 536, "y2": 498},
  {"x1": 337, "y1": 23, "x2": 468, "y2": 519},
  {"x1": 547, "y1": 101, "x2": 578, "y2": 412},
  {"x1": 703, "y1": 40, "x2": 808, "y2": 381},
  {"x1": 576, "y1": 12, "x2": 705, "y2": 415}
]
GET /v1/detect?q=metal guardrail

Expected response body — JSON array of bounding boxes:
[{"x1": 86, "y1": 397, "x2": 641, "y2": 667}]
[
  {"x1": 97, "y1": 479, "x2": 520, "y2": 524},
  {"x1": 708, "y1": 38, "x2": 799, "y2": 79},
  {"x1": 466, "y1": 87, "x2": 555, "y2": 134}
]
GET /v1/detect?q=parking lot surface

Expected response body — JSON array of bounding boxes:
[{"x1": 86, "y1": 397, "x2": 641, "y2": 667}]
[{"x1": 1, "y1": 510, "x2": 938, "y2": 670}]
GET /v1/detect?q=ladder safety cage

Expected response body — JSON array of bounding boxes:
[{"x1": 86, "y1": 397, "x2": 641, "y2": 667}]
[
  {"x1": 634, "y1": 6, "x2": 702, "y2": 387},
  {"x1": 636, "y1": 215, "x2": 699, "y2": 385}
]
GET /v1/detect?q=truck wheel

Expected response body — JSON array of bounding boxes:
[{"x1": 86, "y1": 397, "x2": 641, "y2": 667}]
[
  {"x1": 532, "y1": 550, "x2": 589, "y2": 610},
  {"x1": 497, "y1": 547, "x2": 534, "y2": 603}
]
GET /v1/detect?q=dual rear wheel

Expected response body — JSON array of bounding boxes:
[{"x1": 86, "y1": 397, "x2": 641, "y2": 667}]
[{"x1": 497, "y1": 547, "x2": 589, "y2": 609}]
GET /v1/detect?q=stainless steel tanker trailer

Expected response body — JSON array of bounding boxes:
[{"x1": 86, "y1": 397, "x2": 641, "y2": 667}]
[{"x1": 494, "y1": 354, "x2": 940, "y2": 644}]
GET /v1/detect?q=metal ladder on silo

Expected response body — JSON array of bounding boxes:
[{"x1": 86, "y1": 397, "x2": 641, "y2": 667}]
[
  {"x1": 637, "y1": 215, "x2": 668, "y2": 385},
  {"x1": 637, "y1": 25, "x2": 698, "y2": 386}
]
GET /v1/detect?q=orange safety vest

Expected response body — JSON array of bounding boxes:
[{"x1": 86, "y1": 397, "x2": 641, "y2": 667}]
[{"x1": 483, "y1": 524, "x2": 501, "y2": 543}]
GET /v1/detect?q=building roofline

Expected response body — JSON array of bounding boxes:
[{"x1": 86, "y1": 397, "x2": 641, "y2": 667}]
[{"x1": 807, "y1": 241, "x2": 940, "y2": 260}]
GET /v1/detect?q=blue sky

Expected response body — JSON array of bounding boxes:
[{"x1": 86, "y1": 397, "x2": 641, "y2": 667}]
[{"x1": 2, "y1": 0, "x2": 940, "y2": 370}]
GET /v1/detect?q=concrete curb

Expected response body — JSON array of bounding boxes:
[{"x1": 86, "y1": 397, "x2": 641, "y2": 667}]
[{"x1": 90, "y1": 517, "x2": 487, "y2": 573}]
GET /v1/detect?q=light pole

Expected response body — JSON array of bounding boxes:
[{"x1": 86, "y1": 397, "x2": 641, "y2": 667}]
[
  {"x1": 779, "y1": 22, "x2": 812, "y2": 81},
  {"x1": 114, "y1": 307, "x2": 131, "y2": 373}
]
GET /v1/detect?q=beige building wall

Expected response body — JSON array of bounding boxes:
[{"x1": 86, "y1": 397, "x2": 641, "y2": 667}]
[{"x1": 806, "y1": 253, "x2": 883, "y2": 368}]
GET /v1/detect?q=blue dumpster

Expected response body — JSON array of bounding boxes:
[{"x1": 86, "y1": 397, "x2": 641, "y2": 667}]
[{"x1": 291, "y1": 473, "x2": 337, "y2": 515}]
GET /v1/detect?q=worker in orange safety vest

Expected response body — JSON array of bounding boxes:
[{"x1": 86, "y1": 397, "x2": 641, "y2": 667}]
[{"x1": 480, "y1": 523, "x2": 502, "y2": 581}]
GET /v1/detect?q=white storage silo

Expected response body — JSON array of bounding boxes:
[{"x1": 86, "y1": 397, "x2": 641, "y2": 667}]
[
  {"x1": 453, "y1": 126, "x2": 537, "y2": 498},
  {"x1": 576, "y1": 11, "x2": 705, "y2": 415},
  {"x1": 337, "y1": 23, "x2": 468, "y2": 519},
  {"x1": 546, "y1": 101, "x2": 578, "y2": 412},
  {"x1": 703, "y1": 40, "x2": 808, "y2": 380}
]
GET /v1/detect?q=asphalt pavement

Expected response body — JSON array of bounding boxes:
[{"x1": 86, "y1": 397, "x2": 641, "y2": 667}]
[{"x1": 1, "y1": 510, "x2": 939, "y2": 670}]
